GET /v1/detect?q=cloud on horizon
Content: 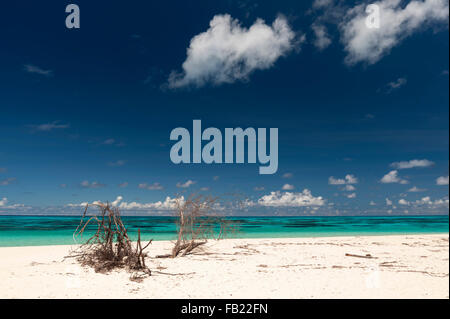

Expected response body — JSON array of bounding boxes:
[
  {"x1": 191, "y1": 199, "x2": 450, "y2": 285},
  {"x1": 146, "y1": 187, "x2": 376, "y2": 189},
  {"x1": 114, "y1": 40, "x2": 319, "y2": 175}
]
[{"x1": 257, "y1": 189, "x2": 325, "y2": 207}]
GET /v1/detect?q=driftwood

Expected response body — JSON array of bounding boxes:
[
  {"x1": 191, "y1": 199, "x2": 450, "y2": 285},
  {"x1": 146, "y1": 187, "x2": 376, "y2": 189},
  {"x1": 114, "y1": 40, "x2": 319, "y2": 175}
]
[
  {"x1": 157, "y1": 195, "x2": 236, "y2": 258},
  {"x1": 345, "y1": 253, "x2": 377, "y2": 259},
  {"x1": 72, "y1": 203, "x2": 152, "y2": 277}
]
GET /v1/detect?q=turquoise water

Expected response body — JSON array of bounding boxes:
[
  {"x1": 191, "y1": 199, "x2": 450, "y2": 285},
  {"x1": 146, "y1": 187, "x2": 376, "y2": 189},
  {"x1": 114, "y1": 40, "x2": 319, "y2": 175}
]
[{"x1": 0, "y1": 215, "x2": 448, "y2": 247}]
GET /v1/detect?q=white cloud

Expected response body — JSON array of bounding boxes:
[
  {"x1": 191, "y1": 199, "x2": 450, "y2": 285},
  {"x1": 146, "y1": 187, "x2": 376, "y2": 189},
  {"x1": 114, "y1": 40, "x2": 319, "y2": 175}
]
[
  {"x1": 328, "y1": 177, "x2": 346, "y2": 185},
  {"x1": 282, "y1": 183, "x2": 295, "y2": 190},
  {"x1": 398, "y1": 199, "x2": 409, "y2": 205},
  {"x1": 312, "y1": 23, "x2": 332, "y2": 50},
  {"x1": 111, "y1": 196, "x2": 123, "y2": 206},
  {"x1": 345, "y1": 174, "x2": 358, "y2": 184},
  {"x1": 0, "y1": 197, "x2": 7, "y2": 206},
  {"x1": 340, "y1": 0, "x2": 449, "y2": 65},
  {"x1": 312, "y1": 0, "x2": 335, "y2": 9},
  {"x1": 329, "y1": 174, "x2": 358, "y2": 185},
  {"x1": 108, "y1": 160, "x2": 126, "y2": 167},
  {"x1": 168, "y1": 14, "x2": 298, "y2": 88},
  {"x1": 369, "y1": 200, "x2": 376, "y2": 206},
  {"x1": 386, "y1": 198, "x2": 393, "y2": 205},
  {"x1": 67, "y1": 195, "x2": 183, "y2": 211},
  {"x1": 407, "y1": 186, "x2": 426, "y2": 192},
  {"x1": 30, "y1": 121, "x2": 70, "y2": 132},
  {"x1": 436, "y1": 176, "x2": 449, "y2": 185},
  {"x1": 139, "y1": 182, "x2": 164, "y2": 190},
  {"x1": 258, "y1": 189, "x2": 325, "y2": 207},
  {"x1": 24, "y1": 64, "x2": 53, "y2": 76},
  {"x1": 80, "y1": 180, "x2": 105, "y2": 188},
  {"x1": 385, "y1": 77, "x2": 407, "y2": 92},
  {"x1": 118, "y1": 196, "x2": 182, "y2": 211},
  {"x1": 0, "y1": 197, "x2": 26, "y2": 209},
  {"x1": 346, "y1": 193, "x2": 356, "y2": 198},
  {"x1": 380, "y1": 170, "x2": 409, "y2": 184},
  {"x1": 343, "y1": 184, "x2": 356, "y2": 191},
  {"x1": 176, "y1": 180, "x2": 196, "y2": 188},
  {"x1": 103, "y1": 139, "x2": 115, "y2": 145},
  {"x1": 390, "y1": 159, "x2": 434, "y2": 169},
  {"x1": 282, "y1": 172, "x2": 293, "y2": 178},
  {"x1": 413, "y1": 196, "x2": 449, "y2": 207},
  {"x1": 0, "y1": 177, "x2": 16, "y2": 186}
]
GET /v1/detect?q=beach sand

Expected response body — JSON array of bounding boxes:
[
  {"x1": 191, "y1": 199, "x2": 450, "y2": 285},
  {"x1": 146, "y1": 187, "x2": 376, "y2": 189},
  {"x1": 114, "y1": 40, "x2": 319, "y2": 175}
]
[{"x1": 0, "y1": 234, "x2": 448, "y2": 299}]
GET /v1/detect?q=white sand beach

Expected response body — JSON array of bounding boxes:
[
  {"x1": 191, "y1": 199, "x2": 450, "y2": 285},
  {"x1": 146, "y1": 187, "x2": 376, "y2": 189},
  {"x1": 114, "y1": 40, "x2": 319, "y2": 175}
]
[{"x1": 0, "y1": 234, "x2": 448, "y2": 299}]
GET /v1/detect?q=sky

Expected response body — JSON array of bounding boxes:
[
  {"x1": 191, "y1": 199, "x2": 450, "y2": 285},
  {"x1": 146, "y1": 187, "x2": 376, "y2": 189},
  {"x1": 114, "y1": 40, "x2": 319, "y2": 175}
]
[{"x1": 0, "y1": 0, "x2": 449, "y2": 215}]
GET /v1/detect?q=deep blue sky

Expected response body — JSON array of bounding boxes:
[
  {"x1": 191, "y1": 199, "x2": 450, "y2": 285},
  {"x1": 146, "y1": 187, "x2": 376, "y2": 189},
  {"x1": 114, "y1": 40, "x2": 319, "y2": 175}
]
[{"x1": 0, "y1": 1, "x2": 448, "y2": 215}]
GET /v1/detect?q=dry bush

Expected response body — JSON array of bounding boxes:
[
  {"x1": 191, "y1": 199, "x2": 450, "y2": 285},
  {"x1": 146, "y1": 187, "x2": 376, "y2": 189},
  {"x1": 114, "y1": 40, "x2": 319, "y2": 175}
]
[
  {"x1": 158, "y1": 195, "x2": 236, "y2": 258},
  {"x1": 72, "y1": 203, "x2": 152, "y2": 276}
]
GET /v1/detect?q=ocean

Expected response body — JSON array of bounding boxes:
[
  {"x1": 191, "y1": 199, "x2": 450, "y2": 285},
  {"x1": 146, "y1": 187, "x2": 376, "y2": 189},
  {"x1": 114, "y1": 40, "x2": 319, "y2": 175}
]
[{"x1": 0, "y1": 215, "x2": 448, "y2": 247}]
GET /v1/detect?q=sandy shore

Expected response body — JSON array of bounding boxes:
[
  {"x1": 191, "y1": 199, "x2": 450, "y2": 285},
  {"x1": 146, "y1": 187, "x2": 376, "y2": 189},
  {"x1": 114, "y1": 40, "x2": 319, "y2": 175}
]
[{"x1": 0, "y1": 234, "x2": 448, "y2": 299}]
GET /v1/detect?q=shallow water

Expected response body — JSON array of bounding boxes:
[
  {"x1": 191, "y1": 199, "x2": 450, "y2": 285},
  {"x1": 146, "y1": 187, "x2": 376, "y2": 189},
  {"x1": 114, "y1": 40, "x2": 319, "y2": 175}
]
[{"x1": 0, "y1": 215, "x2": 448, "y2": 247}]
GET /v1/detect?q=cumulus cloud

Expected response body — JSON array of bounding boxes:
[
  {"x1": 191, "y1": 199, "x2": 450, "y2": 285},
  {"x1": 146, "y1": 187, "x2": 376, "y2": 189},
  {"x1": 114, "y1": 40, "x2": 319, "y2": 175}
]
[
  {"x1": 176, "y1": 180, "x2": 196, "y2": 188},
  {"x1": 398, "y1": 198, "x2": 409, "y2": 205},
  {"x1": 67, "y1": 195, "x2": 183, "y2": 211},
  {"x1": 390, "y1": 159, "x2": 434, "y2": 169},
  {"x1": 436, "y1": 176, "x2": 449, "y2": 185},
  {"x1": 258, "y1": 189, "x2": 325, "y2": 207},
  {"x1": 282, "y1": 183, "x2": 295, "y2": 190},
  {"x1": 329, "y1": 174, "x2": 358, "y2": 185},
  {"x1": 340, "y1": 0, "x2": 449, "y2": 65},
  {"x1": 168, "y1": 14, "x2": 298, "y2": 88},
  {"x1": 386, "y1": 198, "x2": 393, "y2": 205},
  {"x1": 413, "y1": 196, "x2": 449, "y2": 207},
  {"x1": 346, "y1": 193, "x2": 357, "y2": 198},
  {"x1": 380, "y1": 170, "x2": 409, "y2": 184},
  {"x1": 0, "y1": 197, "x2": 26, "y2": 209},
  {"x1": 138, "y1": 182, "x2": 164, "y2": 190},
  {"x1": 111, "y1": 196, "x2": 123, "y2": 206},
  {"x1": 311, "y1": 23, "x2": 332, "y2": 50},
  {"x1": 24, "y1": 64, "x2": 53, "y2": 76},
  {"x1": 117, "y1": 196, "x2": 182, "y2": 211}
]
